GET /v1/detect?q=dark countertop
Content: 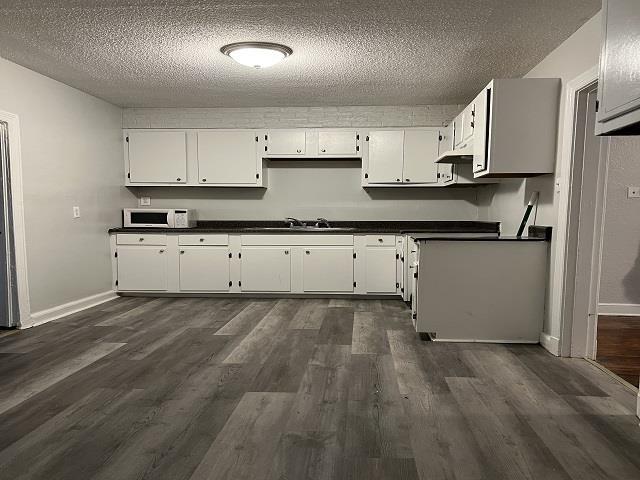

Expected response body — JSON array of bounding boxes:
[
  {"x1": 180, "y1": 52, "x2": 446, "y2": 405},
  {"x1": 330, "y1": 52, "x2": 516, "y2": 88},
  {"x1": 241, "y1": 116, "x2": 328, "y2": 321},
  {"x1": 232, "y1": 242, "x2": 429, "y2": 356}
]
[
  {"x1": 108, "y1": 220, "x2": 501, "y2": 235},
  {"x1": 412, "y1": 236, "x2": 547, "y2": 242}
]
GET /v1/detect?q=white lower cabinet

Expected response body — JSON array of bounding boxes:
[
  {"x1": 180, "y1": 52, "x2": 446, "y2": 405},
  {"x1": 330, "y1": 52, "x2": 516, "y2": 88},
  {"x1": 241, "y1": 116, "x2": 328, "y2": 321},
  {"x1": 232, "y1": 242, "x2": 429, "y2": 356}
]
[
  {"x1": 179, "y1": 247, "x2": 230, "y2": 291},
  {"x1": 240, "y1": 247, "x2": 291, "y2": 292},
  {"x1": 365, "y1": 247, "x2": 397, "y2": 294},
  {"x1": 302, "y1": 247, "x2": 354, "y2": 292},
  {"x1": 117, "y1": 245, "x2": 168, "y2": 291}
]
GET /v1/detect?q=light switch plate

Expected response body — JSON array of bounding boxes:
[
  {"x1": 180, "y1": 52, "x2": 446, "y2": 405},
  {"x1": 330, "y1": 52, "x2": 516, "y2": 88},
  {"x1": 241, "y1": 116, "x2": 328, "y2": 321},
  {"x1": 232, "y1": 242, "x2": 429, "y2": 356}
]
[
  {"x1": 139, "y1": 196, "x2": 151, "y2": 206},
  {"x1": 72, "y1": 206, "x2": 80, "y2": 218},
  {"x1": 627, "y1": 186, "x2": 640, "y2": 198}
]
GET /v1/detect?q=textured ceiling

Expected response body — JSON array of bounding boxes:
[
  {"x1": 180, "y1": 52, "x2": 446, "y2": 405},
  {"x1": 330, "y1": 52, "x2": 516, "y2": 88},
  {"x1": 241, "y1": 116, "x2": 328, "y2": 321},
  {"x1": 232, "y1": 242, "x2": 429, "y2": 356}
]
[{"x1": 0, "y1": 0, "x2": 600, "y2": 108}]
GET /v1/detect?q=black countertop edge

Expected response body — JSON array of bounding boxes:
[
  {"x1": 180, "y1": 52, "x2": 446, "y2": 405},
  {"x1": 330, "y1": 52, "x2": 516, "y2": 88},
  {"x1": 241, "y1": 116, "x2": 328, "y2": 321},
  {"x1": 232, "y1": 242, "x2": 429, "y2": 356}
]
[
  {"x1": 108, "y1": 220, "x2": 500, "y2": 235},
  {"x1": 413, "y1": 236, "x2": 548, "y2": 242}
]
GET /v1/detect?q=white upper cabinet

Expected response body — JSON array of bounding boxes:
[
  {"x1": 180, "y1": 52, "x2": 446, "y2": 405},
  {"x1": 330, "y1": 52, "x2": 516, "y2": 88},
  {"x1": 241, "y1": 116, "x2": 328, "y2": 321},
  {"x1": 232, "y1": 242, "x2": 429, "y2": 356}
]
[
  {"x1": 403, "y1": 130, "x2": 440, "y2": 184},
  {"x1": 127, "y1": 131, "x2": 187, "y2": 184},
  {"x1": 472, "y1": 78, "x2": 560, "y2": 177},
  {"x1": 596, "y1": 0, "x2": 640, "y2": 135},
  {"x1": 317, "y1": 130, "x2": 359, "y2": 156},
  {"x1": 302, "y1": 247, "x2": 354, "y2": 292},
  {"x1": 366, "y1": 130, "x2": 405, "y2": 183},
  {"x1": 264, "y1": 130, "x2": 307, "y2": 156},
  {"x1": 197, "y1": 130, "x2": 259, "y2": 185}
]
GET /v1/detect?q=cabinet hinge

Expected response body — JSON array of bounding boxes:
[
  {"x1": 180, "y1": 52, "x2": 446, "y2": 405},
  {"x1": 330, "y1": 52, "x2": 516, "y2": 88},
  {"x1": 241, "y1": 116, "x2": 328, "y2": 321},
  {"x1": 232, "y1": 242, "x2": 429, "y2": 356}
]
[
  {"x1": 256, "y1": 173, "x2": 260, "y2": 179},
  {"x1": 255, "y1": 136, "x2": 259, "y2": 142},
  {"x1": 353, "y1": 281, "x2": 357, "y2": 288},
  {"x1": 239, "y1": 281, "x2": 242, "y2": 287},
  {"x1": 401, "y1": 287, "x2": 404, "y2": 293},
  {"x1": 595, "y1": 100, "x2": 599, "y2": 113},
  {"x1": 412, "y1": 313, "x2": 417, "y2": 320},
  {"x1": 238, "y1": 252, "x2": 242, "y2": 259},
  {"x1": 401, "y1": 256, "x2": 404, "y2": 262},
  {"x1": 115, "y1": 280, "x2": 118, "y2": 286},
  {"x1": 396, "y1": 253, "x2": 399, "y2": 259},
  {"x1": 365, "y1": 136, "x2": 369, "y2": 141},
  {"x1": 127, "y1": 172, "x2": 130, "y2": 179},
  {"x1": 114, "y1": 251, "x2": 118, "y2": 258},
  {"x1": 125, "y1": 136, "x2": 129, "y2": 143},
  {"x1": 364, "y1": 173, "x2": 369, "y2": 179},
  {"x1": 228, "y1": 252, "x2": 232, "y2": 258},
  {"x1": 264, "y1": 134, "x2": 268, "y2": 141},
  {"x1": 356, "y1": 145, "x2": 360, "y2": 152},
  {"x1": 413, "y1": 273, "x2": 418, "y2": 278},
  {"x1": 229, "y1": 280, "x2": 232, "y2": 287},
  {"x1": 264, "y1": 146, "x2": 268, "y2": 152},
  {"x1": 396, "y1": 282, "x2": 399, "y2": 288},
  {"x1": 356, "y1": 134, "x2": 359, "y2": 140},
  {"x1": 353, "y1": 252, "x2": 356, "y2": 259}
]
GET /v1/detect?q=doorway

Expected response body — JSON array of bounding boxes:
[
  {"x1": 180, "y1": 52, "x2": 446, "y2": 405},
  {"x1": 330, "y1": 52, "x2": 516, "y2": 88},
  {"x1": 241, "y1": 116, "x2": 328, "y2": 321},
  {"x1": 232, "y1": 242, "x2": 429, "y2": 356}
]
[{"x1": 0, "y1": 120, "x2": 18, "y2": 327}]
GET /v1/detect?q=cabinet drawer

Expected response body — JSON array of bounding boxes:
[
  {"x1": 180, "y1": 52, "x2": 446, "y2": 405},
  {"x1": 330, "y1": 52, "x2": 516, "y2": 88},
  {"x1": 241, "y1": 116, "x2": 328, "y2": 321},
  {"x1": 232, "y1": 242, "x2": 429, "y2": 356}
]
[
  {"x1": 365, "y1": 235, "x2": 396, "y2": 247},
  {"x1": 117, "y1": 234, "x2": 167, "y2": 246},
  {"x1": 178, "y1": 234, "x2": 229, "y2": 246}
]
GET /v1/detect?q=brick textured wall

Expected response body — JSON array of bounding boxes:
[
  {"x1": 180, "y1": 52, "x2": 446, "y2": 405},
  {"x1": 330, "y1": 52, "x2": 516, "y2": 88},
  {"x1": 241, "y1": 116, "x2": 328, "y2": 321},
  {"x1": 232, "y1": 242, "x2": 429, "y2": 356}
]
[{"x1": 122, "y1": 105, "x2": 463, "y2": 129}]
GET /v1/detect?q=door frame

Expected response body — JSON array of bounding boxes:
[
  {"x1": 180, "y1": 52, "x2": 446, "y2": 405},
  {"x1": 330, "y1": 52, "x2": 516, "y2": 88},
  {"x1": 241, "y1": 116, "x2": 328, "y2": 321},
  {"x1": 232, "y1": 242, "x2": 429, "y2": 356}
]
[
  {"x1": 553, "y1": 66, "x2": 609, "y2": 358},
  {"x1": 0, "y1": 110, "x2": 31, "y2": 327}
]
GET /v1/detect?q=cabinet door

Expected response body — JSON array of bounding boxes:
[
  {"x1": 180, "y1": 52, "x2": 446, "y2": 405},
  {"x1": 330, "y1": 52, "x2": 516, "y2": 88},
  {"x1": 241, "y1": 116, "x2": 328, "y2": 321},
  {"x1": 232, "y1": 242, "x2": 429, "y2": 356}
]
[
  {"x1": 197, "y1": 131, "x2": 258, "y2": 184},
  {"x1": 241, "y1": 247, "x2": 291, "y2": 292},
  {"x1": 318, "y1": 130, "x2": 358, "y2": 156},
  {"x1": 461, "y1": 103, "x2": 475, "y2": 144},
  {"x1": 266, "y1": 130, "x2": 306, "y2": 155},
  {"x1": 438, "y1": 163, "x2": 455, "y2": 185},
  {"x1": 179, "y1": 247, "x2": 230, "y2": 291},
  {"x1": 598, "y1": 0, "x2": 640, "y2": 124},
  {"x1": 128, "y1": 131, "x2": 187, "y2": 183},
  {"x1": 117, "y1": 246, "x2": 168, "y2": 291},
  {"x1": 367, "y1": 130, "x2": 404, "y2": 183},
  {"x1": 452, "y1": 114, "x2": 464, "y2": 148},
  {"x1": 403, "y1": 130, "x2": 440, "y2": 184},
  {"x1": 365, "y1": 247, "x2": 397, "y2": 294},
  {"x1": 302, "y1": 247, "x2": 354, "y2": 292},
  {"x1": 472, "y1": 86, "x2": 491, "y2": 173}
]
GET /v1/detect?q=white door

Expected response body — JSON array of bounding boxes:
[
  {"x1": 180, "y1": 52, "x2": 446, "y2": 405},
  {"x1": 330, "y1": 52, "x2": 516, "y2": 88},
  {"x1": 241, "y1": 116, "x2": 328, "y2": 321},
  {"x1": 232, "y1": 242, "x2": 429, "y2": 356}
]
[
  {"x1": 128, "y1": 131, "x2": 187, "y2": 183},
  {"x1": 197, "y1": 130, "x2": 258, "y2": 184},
  {"x1": 302, "y1": 247, "x2": 354, "y2": 292},
  {"x1": 367, "y1": 130, "x2": 404, "y2": 184},
  {"x1": 240, "y1": 247, "x2": 291, "y2": 292},
  {"x1": 365, "y1": 247, "x2": 397, "y2": 294},
  {"x1": 265, "y1": 130, "x2": 306, "y2": 156},
  {"x1": 179, "y1": 247, "x2": 230, "y2": 291},
  {"x1": 403, "y1": 130, "x2": 440, "y2": 184},
  {"x1": 117, "y1": 246, "x2": 168, "y2": 291},
  {"x1": 318, "y1": 130, "x2": 358, "y2": 156}
]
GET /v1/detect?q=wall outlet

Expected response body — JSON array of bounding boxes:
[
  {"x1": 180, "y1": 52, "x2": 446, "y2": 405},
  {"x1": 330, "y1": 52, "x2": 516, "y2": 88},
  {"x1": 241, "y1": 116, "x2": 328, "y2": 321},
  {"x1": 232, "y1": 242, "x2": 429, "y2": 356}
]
[
  {"x1": 139, "y1": 196, "x2": 151, "y2": 206},
  {"x1": 72, "y1": 206, "x2": 80, "y2": 218},
  {"x1": 627, "y1": 186, "x2": 640, "y2": 198}
]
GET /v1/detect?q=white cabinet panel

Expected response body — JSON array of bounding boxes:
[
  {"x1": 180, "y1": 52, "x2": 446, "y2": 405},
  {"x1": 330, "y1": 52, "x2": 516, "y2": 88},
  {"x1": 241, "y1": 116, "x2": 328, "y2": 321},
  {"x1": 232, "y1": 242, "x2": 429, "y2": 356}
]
[
  {"x1": 241, "y1": 247, "x2": 291, "y2": 292},
  {"x1": 452, "y1": 114, "x2": 463, "y2": 148},
  {"x1": 117, "y1": 246, "x2": 168, "y2": 291},
  {"x1": 117, "y1": 234, "x2": 167, "y2": 246},
  {"x1": 318, "y1": 130, "x2": 358, "y2": 156},
  {"x1": 178, "y1": 234, "x2": 229, "y2": 246},
  {"x1": 365, "y1": 247, "x2": 397, "y2": 294},
  {"x1": 461, "y1": 103, "x2": 475, "y2": 144},
  {"x1": 302, "y1": 247, "x2": 354, "y2": 292},
  {"x1": 179, "y1": 247, "x2": 230, "y2": 291},
  {"x1": 403, "y1": 130, "x2": 440, "y2": 184},
  {"x1": 367, "y1": 130, "x2": 404, "y2": 183},
  {"x1": 197, "y1": 130, "x2": 258, "y2": 184},
  {"x1": 128, "y1": 131, "x2": 187, "y2": 183},
  {"x1": 265, "y1": 130, "x2": 306, "y2": 156}
]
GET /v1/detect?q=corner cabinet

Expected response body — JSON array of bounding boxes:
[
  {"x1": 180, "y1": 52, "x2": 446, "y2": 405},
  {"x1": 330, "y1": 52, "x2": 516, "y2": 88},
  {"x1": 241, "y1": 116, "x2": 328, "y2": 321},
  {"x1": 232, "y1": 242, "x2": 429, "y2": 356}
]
[{"x1": 596, "y1": 0, "x2": 640, "y2": 135}]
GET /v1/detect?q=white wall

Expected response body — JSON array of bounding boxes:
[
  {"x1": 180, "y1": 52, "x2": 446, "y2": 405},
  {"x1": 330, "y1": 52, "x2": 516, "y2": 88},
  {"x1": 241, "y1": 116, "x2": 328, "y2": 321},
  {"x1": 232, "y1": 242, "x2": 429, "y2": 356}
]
[
  {"x1": 0, "y1": 57, "x2": 135, "y2": 316},
  {"x1": 124, "y1": 105, "x2": 481, "y2": 221},
  {"x1": 599, "y1": 137, "x2": 640, "y2": 307}
]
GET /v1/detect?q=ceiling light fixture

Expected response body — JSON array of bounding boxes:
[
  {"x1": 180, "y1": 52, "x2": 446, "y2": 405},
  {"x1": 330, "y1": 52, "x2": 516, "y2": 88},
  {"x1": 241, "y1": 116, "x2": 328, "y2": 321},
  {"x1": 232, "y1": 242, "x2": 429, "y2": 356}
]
[{"x1": 220, "y1": 42, "x2": 292, "y2": 69}]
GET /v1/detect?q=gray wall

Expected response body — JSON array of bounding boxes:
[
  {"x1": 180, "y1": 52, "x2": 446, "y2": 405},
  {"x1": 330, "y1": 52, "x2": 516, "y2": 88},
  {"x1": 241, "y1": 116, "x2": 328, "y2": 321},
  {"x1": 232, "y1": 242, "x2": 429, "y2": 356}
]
[
  {"x1": 124, "y1": 105, "x2": 481, "y2": 221},
  {"x1": 0, "y1": 57, "x2": 136, "y2": 314}
]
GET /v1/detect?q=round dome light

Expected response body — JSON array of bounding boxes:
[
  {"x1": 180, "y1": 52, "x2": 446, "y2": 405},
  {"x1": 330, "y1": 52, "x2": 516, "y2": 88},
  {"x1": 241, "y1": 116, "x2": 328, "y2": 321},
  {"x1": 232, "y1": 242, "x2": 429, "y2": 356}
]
[{"x1": 221, "y1": 42, "x2": 293, "y2": 69}]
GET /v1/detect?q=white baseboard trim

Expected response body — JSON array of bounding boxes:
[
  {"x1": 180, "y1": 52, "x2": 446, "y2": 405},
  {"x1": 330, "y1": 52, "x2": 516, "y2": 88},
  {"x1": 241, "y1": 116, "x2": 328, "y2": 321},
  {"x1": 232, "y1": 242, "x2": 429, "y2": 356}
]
[
  {"x1": 23, "y1": 290, "x2": 118, "y2": 329},
  {"x1": 598, "y1": 303, "x2": 640, "y2": 316},
  {"x1": 539, "y1": 332, "x2": 560, "y2": 356}
]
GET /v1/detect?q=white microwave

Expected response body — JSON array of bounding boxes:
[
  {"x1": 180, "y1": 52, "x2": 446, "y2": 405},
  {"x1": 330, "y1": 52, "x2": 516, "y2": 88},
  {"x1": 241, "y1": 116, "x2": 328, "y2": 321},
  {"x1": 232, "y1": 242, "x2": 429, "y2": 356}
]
[{"x1": 123, "y1": 208, "x2": 197, "y2": 228}]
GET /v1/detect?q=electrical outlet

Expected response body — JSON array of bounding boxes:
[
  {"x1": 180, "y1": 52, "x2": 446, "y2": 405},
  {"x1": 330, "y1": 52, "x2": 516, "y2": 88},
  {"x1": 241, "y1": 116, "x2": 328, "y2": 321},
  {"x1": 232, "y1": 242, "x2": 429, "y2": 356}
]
[
  {"x1": 72, "y1": 206, "x2": 80, "y2": 218},
  {"x1": 627, "y1": 186, "x2": 640, "y2": 198},
  {"x1": 139, "y1": 196, "x2": 151, "y2": 206}
]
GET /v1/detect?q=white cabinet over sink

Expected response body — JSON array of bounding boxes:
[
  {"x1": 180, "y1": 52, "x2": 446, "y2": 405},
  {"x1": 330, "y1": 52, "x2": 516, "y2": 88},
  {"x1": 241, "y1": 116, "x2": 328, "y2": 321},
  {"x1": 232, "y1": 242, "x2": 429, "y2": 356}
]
[{"x1": 262, "y1": 128, "x2": 361, "y2": 159}]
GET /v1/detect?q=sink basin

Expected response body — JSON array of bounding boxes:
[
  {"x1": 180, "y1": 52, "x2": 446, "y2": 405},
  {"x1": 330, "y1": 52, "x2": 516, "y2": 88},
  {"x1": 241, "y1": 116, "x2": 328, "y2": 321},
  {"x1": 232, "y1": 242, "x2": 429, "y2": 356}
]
[{"x1": 241, "y1": 226, "x2": 355, "y2": 232}]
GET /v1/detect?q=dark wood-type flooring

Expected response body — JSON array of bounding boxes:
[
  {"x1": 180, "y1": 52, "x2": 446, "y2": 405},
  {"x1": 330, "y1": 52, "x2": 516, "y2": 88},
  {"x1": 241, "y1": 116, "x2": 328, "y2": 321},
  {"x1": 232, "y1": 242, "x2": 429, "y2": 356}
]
[
  {"x1": 1, "y1": 297, "x2": 639, "y2": 480},
  {"x1": 597, "y1": 315, "x2": 640, "y2": 387}
]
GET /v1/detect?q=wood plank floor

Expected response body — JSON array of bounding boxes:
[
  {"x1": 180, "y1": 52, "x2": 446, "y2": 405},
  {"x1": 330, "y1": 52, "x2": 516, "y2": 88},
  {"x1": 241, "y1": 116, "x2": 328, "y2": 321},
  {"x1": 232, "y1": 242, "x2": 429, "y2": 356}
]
[
  {"x1": 597, "y1": 315, "x2": 640, "y2": 387},
  {"x1": 0, "y1": 297, "x2": 639, "y2": 480}
]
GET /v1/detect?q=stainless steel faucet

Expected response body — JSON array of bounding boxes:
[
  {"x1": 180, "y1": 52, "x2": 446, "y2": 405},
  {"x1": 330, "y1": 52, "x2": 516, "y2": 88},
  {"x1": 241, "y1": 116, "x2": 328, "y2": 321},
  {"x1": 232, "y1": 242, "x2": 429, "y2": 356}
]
[
  {"x1": 285, "y1": 217, "x2": 306, "y2": 228},
  {"x1": 315, "y1": 217, "x2": 331, "y2": 228}
]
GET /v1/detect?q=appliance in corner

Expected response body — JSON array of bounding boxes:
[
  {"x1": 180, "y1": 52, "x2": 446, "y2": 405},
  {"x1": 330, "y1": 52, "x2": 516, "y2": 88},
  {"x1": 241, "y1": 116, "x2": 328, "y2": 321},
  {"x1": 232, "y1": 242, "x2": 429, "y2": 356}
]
[{"x1": 123, "y1": 208, "x2": 197, "y2": 229}]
